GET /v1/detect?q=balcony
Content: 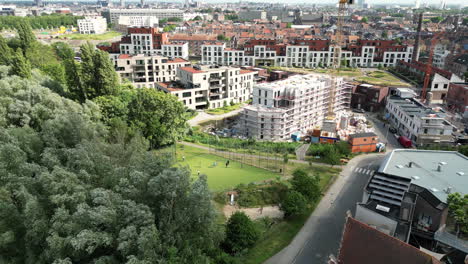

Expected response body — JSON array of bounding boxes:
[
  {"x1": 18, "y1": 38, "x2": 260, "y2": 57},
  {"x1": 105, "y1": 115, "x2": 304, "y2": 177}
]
[{"x1": 209, "y1": 76, "x2": 222, "y2": 81}]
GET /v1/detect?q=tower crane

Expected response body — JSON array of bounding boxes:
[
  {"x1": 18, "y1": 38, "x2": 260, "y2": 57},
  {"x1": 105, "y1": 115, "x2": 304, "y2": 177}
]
[{"x1": 325, "y1": 0, "x2": 353, "y2": 122}]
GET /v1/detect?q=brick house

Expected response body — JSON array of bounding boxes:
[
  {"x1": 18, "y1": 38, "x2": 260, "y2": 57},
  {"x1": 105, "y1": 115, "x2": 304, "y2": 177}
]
[{"x1": 349, "y1": 132, "x2": 378, "y2": 153}]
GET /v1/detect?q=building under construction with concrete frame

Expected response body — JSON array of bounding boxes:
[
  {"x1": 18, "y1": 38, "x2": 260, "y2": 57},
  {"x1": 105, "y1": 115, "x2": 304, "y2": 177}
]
[{"x1": 240, "y1": 74, "x2": 352, "y2": 141}]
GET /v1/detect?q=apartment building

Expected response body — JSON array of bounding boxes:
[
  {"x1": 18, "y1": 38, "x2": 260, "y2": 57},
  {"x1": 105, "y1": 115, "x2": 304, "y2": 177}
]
[
  {"x1": 240, "y1": 74, "x2": 352, "y2": 141},
  {"x1": 356, "y1": 149, "x2": 467, "y2": 256},
  {"x1": 77, "y1": 16, "x2": 108, "y2": 34},
  {"x1": 238, "y1": 10, "x2": 267, "y2": 21},
  {"x1": 201, "y1": 39, "x2": 413, "y2": 68},
  {"x1": 99, "y1": 27, "x2": 189, "y2": 60},
  {"x1": 156, "y1": 65, "x2": 255, "y2": 109},
  {"x1": 385, "y1": 88, "x2": 454, "y2": 146},
  {"x1": 446, "y1": 82, "x2": 468, "y2": 118},
  {"x1": 113, "y1": 54, "x2": 191, "y2": 88},
  {"x1": 351, "y1": 84, "x2": 389, "y2": 112},
  {"x1": 117, "y1": 16, "x2": 159, "y2": 29},
  {"x1": 170, "y1": 34, "x2": 218, "y2": 56},
  {"x1": 104, "y1": 8, "x2": 184, "y2": 24}
]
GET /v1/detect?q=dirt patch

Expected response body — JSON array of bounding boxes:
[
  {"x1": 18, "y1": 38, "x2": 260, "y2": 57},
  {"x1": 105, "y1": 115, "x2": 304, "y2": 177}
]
[{"x1": 223, "y1": 205, "x2": 284, "y2": 220}]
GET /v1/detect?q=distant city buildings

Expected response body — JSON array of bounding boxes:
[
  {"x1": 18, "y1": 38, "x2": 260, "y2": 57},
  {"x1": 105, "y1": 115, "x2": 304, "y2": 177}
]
[
  {"x1": 117, "y1": 16, "x2": 159, "y2": 29},
  {"x1": 240, "y1": 74, "x2": 351, "y2": 141},
  {"x1": 77, "y1": 16, "x2": 107, "y2": 34},
  {"x1": 103, "y1": 8, "x2": 184, "y2": 24}
]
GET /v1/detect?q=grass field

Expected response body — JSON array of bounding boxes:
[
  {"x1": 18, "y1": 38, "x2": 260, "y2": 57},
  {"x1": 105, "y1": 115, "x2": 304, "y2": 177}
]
[
  {"x1": 356, "y1": 70, "x2": 411, "y2": 87},
  {"x1": 59, "y1": 31, "x2": 122, "y2": 41},
  {"x1": 176, "y1": 145, "x2": 280, "y2": 191},
  {"x1": 206, "y1": 103, "x2": 243, "y2": 115}
]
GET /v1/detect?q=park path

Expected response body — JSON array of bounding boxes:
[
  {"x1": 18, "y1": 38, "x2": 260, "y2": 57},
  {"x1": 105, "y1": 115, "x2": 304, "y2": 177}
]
[
  {"x1": 295, "y1": 144, "x2": 311, "y2": 161},
  {"x1": 188, "y1": 108, "x2": 244, "y2": 127},
  {"x1": 179, "y1": 141, "x2": 341, "y2": 168}
]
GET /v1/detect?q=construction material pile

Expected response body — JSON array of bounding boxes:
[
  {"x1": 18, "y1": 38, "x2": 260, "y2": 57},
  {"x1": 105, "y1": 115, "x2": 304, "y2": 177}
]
[{"x1": 336, "y1": 112, "x2": 375, "y2": 141}]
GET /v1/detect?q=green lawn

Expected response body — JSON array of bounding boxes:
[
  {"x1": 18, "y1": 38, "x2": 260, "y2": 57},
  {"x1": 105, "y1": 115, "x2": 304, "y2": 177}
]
[
  {"x1": 206, "y1": 103, "x2": 243, "y2": 115},
  {"x1": 59, "y1": 31, "x2": 122, "y2": 41},
  {"x1": 356, "y1": 70, "x2": 411, "y2": 87},
  {"x1": 177, "y1": 145, "x2": 279, "y2": 191}
]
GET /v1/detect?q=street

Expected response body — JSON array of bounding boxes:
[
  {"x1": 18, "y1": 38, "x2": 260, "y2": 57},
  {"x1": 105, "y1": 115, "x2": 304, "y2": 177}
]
[
  {"x1": 365, "y1": 113, "x2": 401, "y2": 150},
  {"x1": 266, "y1": 154, "x2": 384, "y2": 264}
]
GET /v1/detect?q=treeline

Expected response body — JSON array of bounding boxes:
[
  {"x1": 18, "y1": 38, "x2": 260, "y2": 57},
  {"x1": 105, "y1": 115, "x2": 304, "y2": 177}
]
[{"x1": 0, "y1": 14, "x2": 82, "y2": 30}]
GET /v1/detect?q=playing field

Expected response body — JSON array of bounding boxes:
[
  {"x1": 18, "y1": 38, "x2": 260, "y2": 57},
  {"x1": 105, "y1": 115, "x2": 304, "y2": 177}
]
[{"x1": 176, "y1": 145, "x2": 280, "y2": 191}]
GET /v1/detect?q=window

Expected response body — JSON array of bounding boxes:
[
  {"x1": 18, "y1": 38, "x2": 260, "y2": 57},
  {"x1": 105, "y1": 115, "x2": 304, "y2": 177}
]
[{"x1": 424, "y1": 128, "x2": 428, "y2": 134}]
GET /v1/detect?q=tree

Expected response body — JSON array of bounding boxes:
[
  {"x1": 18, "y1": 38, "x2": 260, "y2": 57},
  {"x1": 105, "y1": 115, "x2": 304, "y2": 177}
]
[
  {"x1": 286, "y1": 22, "x2": 292, "y2": 28},
  {"x1": 447, "y1": 192, "x2": 468, "y2": 234},
  {"x1": 382, "y1": 30, "x2": 388, "y2": 39},
  {"x1": 282, "y1": 153, "x2": 289, "y2": 176},
  {"x1": 163, "y1": 24, "x2": 177, "y2": 32},
  {"x1": 15, "y1": 20, "x2": 36, "y2": 53},
  {"x1": 291, "y1": 169, "x2": 321, "y2": 202},
  {"x1": 10, "y1": 48, "x2": 31, "y2": 78},
  {"x1": 324, "y1": 148, "x2": 341, "y2": 167},
  {"x1": 223, "y1": 212, "x2": 259, "y2": 254},
  {"x1": 280, "y1": 190, "x2": 307, "y2": 217},
  {"x1": 361, "y1": 17, "x2": 368, "y2": 23},
  {"x1": 0, "y1": 35, "x2": 13, "y2": 65},
  {"x1": 217, "y1": 34, "x2": 230, "y2": 41},
  {"x1": 193, "y1": 16, "x2": 202, "y2": 21},
  {"x1": 127, "y1": 88, "x2": 187, "y2": 148},
  {"x1": 430, "y1": 16, "x2": 443, "y2": 23}
]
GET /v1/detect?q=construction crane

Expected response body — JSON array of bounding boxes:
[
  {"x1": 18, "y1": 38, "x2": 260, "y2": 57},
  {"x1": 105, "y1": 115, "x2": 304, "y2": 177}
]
[
  {"x1": 421, "y1": 32, "x2": 445, "y2": 101},
  {"x1": 325, "y1": 0, "x2": 352, "y2": 121}
]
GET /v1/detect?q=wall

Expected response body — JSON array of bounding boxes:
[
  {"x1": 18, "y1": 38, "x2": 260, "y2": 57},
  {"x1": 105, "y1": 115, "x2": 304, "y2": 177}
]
[{"x1": 355, "y1": 204, "x2": 398, "y2": 236}]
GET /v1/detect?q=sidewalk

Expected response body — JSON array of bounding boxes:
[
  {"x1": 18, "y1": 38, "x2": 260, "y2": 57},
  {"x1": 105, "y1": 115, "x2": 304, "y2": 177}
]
[{"x1": 188, "y1": 108, "x2": 244, "y2": 127}]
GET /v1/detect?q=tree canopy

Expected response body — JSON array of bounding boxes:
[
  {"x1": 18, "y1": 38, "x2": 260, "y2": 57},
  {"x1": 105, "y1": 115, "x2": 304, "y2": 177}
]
[{"x1": 223, "y1": 212, "x2": 259, "y2": 254}]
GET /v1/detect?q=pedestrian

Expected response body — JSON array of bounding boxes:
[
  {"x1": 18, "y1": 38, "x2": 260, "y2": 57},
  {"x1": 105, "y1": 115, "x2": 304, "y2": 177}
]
[
  {"x1": 226, "y1": 160, "x2": 230, "y2": 168},
  {"x1": 197, "y1": 170, "x2": 200, "y2": 176},
  {"x1": 182, "y1": 156, "x2": 185, "y2": 161}
]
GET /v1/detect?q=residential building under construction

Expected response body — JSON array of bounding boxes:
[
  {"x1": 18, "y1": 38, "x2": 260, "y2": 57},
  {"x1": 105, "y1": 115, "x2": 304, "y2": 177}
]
[{"x1": 240, "y1": 74, "x2": 352, "y2": 141}]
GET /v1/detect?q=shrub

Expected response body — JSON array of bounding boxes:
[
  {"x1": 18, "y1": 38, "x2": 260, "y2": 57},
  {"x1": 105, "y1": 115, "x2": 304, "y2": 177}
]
[
  {"x1": 280, "y1": 190, "x2": 307, "y2": 217},
  {"x1": 223, "y1": 212, "x2": 260, "y2": 254},
  {"x1": 291, "y1": 169, "x2": 321, "y2": 202}
]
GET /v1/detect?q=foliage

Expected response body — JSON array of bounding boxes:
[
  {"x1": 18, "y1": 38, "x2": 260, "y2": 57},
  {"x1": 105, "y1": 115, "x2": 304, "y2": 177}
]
[
  {"x1": 163, "y1": 24, "x2": 177, "y2": 32},
  {"x1": 59, "y1": 31, "x2": 121, "y2": 41},
  {"x1": 223, "y1": 212, "x2": 260, "y2": 254},
  {"x1": 0, "y1": 68, "x2": 222, "y2": 263},
  {"x1": 0, "y1": 36, "x2": 13, "y2": 65},
  {"x1": 225, "y1": 14, "x2": 239, "y2": 20},
  {"x1": 291, "y1": 169, "x2": 321, "y2": 202},
  {"x1": 286, "y1": 22, "x2": 292, "y2": 28},
  {"x1": 280, "y1": 191, "x2": 307, "y2": 217},
  {"x1": 307, "y1": 141, "x2": 350, "y2": 164},
  {"x1": 447, "y1": 193, "x2": 468, "y2": 233},
  {"x1": 235, "y1": 183, "x2": 288, "y2": 207},
  {"x1": 205, "y1": 102, "x2": 242, "y2": 114},
  {"x1": 361, "y1": 17, "x2": 369, "y2": 23},
  {"x1": 192, "y1": 16, "x2": 202, "y2": 21},
  {"x1": 16, "y1": 20, "x2": 36, "y2": 53},
  {"x1": 10, "y1": 48, "x2": 32, "y2": 78},
  {"x1": 185, "y1": 131, "x2": 300, "y2": 155},
  {"x1": 217, "y1": 34, "x2": 231, "y2": 41},
  {"x1": 168, "y1": 17, "x2": 183, "y2": 22},
  {"x1": 0, "y1": 14, "x2": 82, "y2": 30},
  {"x1": 430, "y1": 16, "x2": 443, "y2": 23}
]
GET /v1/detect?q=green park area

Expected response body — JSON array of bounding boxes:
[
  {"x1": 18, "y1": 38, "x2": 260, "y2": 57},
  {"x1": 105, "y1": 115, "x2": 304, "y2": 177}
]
[
  {"x1": 206, "y1": 102, "x2": 244, "y2": 115},
  {"x1": 356, "y1": 70, "x2": 411, "y2": 87},
  {"x1": 175, "y1": 144, "x2": 280, "y2": 191},
  {"x1": 59, "y1": 31, "x2": 121, "y2": 41}
]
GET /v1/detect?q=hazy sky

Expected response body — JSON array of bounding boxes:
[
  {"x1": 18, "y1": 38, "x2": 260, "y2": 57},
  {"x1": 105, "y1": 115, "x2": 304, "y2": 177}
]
[{"x1": 229, "y1": 0, "x2": 466, "y2": 4}]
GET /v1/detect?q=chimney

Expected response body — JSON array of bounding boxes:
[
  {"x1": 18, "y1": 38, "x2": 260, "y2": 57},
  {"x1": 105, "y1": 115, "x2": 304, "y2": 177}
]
[
  {"x1": 437, "y1": 164, "x2": 442, "y2": 172},
  {"x1": 408, "y1": 161, "x2": 413, "y2": 168},
  {"x1": 412, "y1": 12, "x2": 423, "y2": 62}
]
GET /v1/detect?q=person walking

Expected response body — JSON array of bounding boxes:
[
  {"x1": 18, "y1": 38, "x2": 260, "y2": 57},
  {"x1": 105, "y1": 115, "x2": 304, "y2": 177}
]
[{"x1": 225, "y1": 160, "x2": 230, "y2": 168}]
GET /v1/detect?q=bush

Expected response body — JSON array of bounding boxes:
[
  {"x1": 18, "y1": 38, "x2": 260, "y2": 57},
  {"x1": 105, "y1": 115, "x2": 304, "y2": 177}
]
[
  {"x1": 223, "y1": 212, "x2": 260, "y2": 254},
  {"x1": 235, "y1": 182, "x2": 289, "y2": 207},
  {"x1": 291, "y1": 169, "x2": 321, "y2": 202},
  {"x1": 280, "y1": 190, "x2": 307, "y2": 217}
]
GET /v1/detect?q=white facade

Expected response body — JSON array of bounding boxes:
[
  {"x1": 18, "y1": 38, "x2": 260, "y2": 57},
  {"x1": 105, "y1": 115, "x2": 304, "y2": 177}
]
[
  {"x1": 162, "y1": 42, "x2": 189, "y2": 60},
  {"x1": 117, "y1": 16, "x2": 159, "y2": 28},
  {"x1": 201, "y1": 44, "x2": 413, "y2": 68},
  {"x1": 385, "y1": 90, "x2": 453, "y2": 145},
  {"x1": 156, "y1": 65, "x2": 255, "y2": 110},
  {"x1": 433, "y1": 44, "x2": 449, "y2": 69},
  {"x1": 108, "y1": 8, "x2": 184, "y2": 24},
  {"x1": 113, "y1": 54, "x2": 191, "y2": 88},
  {"x1": 78, "y1": 16, "x2": 107, "y2": 34},
  {"x1": 241, "y1": 74, "x2": 352, "y2": 141}
]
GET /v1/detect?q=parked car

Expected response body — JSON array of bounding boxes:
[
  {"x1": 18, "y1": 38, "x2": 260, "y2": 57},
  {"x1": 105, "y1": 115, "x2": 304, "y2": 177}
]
[
  {"x1": 353, "y1": 108, "x2": 365, "y2": 113},
  {"x1": 389, "y1": 127, "x2": 397, "y2": 134}
]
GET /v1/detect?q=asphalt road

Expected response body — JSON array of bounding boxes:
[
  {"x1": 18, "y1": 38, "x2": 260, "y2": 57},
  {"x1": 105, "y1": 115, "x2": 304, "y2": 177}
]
[
  {"x1": 266, "y1": 154, "x2": 384, "y2": 264},
  {"x1": 365, "y1": 113, "x2": 401, "y2": 150}
]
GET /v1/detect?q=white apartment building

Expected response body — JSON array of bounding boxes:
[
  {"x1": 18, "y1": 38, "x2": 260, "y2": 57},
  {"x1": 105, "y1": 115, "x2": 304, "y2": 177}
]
[
  {"x1": 162, "y1": 42, "x2": 189, "y2": 60},
  {"x1": 433, "y1": 44, "x2": 450, "y2": 69},
  {"x1": 240, "y1": 74, "x2": 352, "y2": 141},
  {"x1": 385, "y1": 88, "x2": 454, "y2": 145},
  {"x1": 112, "y1": 54, "x2": 191, "y2": 88},
  {"x1": 156, "y1": 65, "x2": 255, "y2": 110},
  {"x1": 77, "y1": 16, "x2": 108, "y2": 34},
  {"x1": 107, "y1": 9, "x2": 184, "y2": 24},
  {"x1": 117, "y1": 16, "x2": 159, "y2": 28},
  {"x1": 201, "y1": 44, "x2": 413, "y2": 68}
]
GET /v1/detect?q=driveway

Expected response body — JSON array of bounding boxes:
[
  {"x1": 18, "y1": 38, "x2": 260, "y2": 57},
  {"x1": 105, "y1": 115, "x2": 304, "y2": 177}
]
[{"x1": 265, "y1": 153, "x2": 385, "y2": 264}]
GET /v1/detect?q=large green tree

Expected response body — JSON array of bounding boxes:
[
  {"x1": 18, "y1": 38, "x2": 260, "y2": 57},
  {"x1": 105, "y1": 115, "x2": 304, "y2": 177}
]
[
  {"x1": 0, "y1": 35, "x2": 13, "y2": 65},
  {"x1": 291, "y1": 169, "x2": 321, "y2": 202},
  {"x1": 15, "y1": 20, "x2": 36, "y2": 53},
  {"x1": 10, "y1": 48, "x2": 32, "y2": 79},
  {"x1": 223, "y1": 212, "x2": 259, "y2": 254},
  {"x1": 280, "y1": 190, "x2": 307, "y2": 217}
]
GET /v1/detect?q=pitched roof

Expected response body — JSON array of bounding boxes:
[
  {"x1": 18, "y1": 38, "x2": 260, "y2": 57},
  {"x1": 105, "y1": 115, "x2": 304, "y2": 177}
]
[{"x1": 337, "y1": 217, "x2": 442, "y2": 264}]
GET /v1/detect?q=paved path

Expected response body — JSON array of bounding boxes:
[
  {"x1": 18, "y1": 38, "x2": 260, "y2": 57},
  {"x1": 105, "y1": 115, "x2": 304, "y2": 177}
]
[
  {"x1": 265, "y1": 153, "x2": 386, "y2": 264},
  {"x1": 295, "y1": 144, "x2": 311, "y2": 161},
  {"x1": 188, "y1": 108, "x2": 244, "y2": 127},
  {"x1": 179, "y1": 141, "x2": 342, "y2": 168},
  {"x1": 365, "y1": 113, "x2": 400, "y2": 150}
]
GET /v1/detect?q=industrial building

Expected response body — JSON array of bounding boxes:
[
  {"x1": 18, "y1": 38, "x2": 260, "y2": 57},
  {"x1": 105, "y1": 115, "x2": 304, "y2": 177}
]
[
  {"x1": 240, "y1": 74, "x2": 352, "y2": 141},
  {"x1": 355, "y1": 149, "x2": 468, "y2": 257},
  {"x1": 156, "y1": 65, "x2": 255, "y2": 110}
]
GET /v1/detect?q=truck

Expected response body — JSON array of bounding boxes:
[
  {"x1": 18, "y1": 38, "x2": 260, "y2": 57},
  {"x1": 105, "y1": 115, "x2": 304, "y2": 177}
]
[{"x1": 398, "y1": 136, "x2": 412, "y2": 148}]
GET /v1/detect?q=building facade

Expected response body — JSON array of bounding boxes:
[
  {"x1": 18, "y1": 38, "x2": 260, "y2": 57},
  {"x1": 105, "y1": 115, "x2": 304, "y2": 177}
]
[
  {"x1": 77, "y1": 16, "x2": 108, "y2": 34},
  {"x1": 105, "y1": 9, "x2": 184, "y2": 24},
  {"x1": 156, "y1": 65, "x2": 255, "y2": 109},
  {"x1": 113, "y1": 54, "x2": 191, "y2": 88},
  {"x1": 117, "y1": 16, "x2": 159, "y2": 29},
  {"x1": 351, "y1": 84, "x2": 389, "y2": 112},
  {"x1": 240, "y1": 74, "x2": 352, "y2": 141},
  {"x1": 385, "y1": 89, "x2": 454, "y2": 146}
]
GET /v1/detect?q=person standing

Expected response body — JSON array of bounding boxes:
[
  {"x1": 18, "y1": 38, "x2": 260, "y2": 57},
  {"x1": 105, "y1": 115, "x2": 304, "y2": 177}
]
[{"x1": 225, "y1": 160, "x2": 230, "y2": 168}]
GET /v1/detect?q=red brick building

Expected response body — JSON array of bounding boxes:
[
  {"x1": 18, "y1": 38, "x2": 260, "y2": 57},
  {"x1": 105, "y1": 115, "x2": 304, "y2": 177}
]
[
  {"x1": 447, "y1": 82, "x2": 468, "y2": 115},
  {"x1": 351, "y1": 84, "x2": 389, "y2": 112},
  {"x1": 349, "y1": 132, "x2": 378, "y2": 153}
]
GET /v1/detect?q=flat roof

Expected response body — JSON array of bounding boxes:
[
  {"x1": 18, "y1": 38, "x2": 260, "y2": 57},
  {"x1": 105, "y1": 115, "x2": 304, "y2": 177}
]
[
  {"x1": 387, "y1": 96, "x2": 446, "y2": 119},
  {"x1": 350, "y1": 132, "x2": 377, "y2": 138},
  {"x1": 378, "y1": 149, "x2": 468, "y2": 203}
]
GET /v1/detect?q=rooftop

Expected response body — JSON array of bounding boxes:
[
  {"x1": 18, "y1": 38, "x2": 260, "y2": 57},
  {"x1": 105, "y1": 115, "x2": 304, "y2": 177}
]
[
  {"x1": 180, "y1": 66, "x2": 205, "y2": 74},
  {"x1": 387, "y1": 96, "x2": 447, "y2": 119},
  {"x1": 337, "y1": 217, "x2": 441, "y2": 264},
  {"x1": 255, "y1": 74, "x2": 335, "y2": 91},
  {"x1": 350, "y1": 132, "x2": 378, "y2": 139},
  {"x1": 378, "y1": 149, "x2": 468, "y2": 203}
]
